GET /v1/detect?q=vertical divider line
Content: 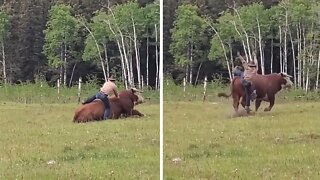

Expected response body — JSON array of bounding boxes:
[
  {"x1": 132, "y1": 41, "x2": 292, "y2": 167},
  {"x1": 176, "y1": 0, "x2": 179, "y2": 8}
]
[{"x1": 160, "y1": 0, "x2": 164, "y2": 179}]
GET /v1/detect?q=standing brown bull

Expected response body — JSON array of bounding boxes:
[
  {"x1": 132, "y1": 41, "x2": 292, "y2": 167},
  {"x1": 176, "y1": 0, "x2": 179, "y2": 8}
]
[
  {"x1": 218, "y1": 73, "x2": 293, "y2": 114},
  {"x1": 73, "y1": 88, "x2": 144, "y2": 123}
]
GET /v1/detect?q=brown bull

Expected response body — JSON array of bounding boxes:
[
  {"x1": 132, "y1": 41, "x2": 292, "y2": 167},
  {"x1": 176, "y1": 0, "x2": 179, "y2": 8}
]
[
  {"x1": 73, "y1": 88, "x2": 144, "y2": 123},
  {"x1": 218, "y1": 73, "x2": 293, "y2": 114}
]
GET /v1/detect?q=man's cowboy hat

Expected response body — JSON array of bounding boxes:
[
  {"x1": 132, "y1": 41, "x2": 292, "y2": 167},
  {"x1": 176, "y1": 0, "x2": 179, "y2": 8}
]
[
  {"x1": 248, "y1": 61, "x2": 256, "y2": 67},
  {"x1": 108, "y1": 76, "x2": 116, "y2": 81}
]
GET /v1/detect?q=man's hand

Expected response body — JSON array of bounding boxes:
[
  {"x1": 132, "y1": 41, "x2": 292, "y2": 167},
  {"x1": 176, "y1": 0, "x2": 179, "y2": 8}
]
[{"x1": 113, "y1": 90, "x2": 119, "y2": 98}]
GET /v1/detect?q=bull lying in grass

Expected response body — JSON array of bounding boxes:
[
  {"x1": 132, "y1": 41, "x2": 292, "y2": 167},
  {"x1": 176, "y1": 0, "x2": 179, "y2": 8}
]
[{"x1": 73, "y1": 88, "x2": 144, "y2": 123}]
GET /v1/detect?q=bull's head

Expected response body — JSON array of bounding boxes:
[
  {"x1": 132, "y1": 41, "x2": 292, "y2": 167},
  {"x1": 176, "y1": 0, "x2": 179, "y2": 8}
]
[
  {"x1": 130, "y1": 87, "x2": 144, "y2": 105},
  {"x1": 280, "y1": 72, "x2": 293, "y2": 89}
]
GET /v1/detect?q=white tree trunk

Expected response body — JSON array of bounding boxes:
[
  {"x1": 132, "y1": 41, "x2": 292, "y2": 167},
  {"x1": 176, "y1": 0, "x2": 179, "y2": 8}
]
[
  {"x1": 232, "y1": 21, "x2": 248, "y2": 59},
  {"x1": 257, "y1": 18, "x2": 264, "y2": 75},
  {"x1": 105, "y1": 19, "x2": 128, "y2": 88},
  {"x1": 208, "y1": 24, "x2": 232, "y2": 81},
  {"x1": 316, "y1": 50, "x2": 320, "y2": 90},
  {"x1": 195, "y1": 61, "x2": 203, "y2": 85},
  {"x1": 146, "y1": 35, "x2": 149, "y2": 87},
  {"x1": 270, "y1": 39, "x2": 273, "y2": 74},
  {"x1": 302, "y1": 27, "x2": 306, "y2": 90},
  {"x1": 284, "y1": 9, "x2": 288, "y2": 74},
  {"x1": 108, "y1": 6, "x2": 132, "y2": 87},
  {"x1": 229, "y1": 43, "x2": 234, "y2": 70},
  {"x1": 297, "y1": 24, "x2": 302, "y2": 87},
  {"x1": 1, "y1": 41, "x2": 6, "y2": 84},
  {"x1": 103, "y1": 43, "x2": 110, "y2": 78},
  {"x1": 79, "y1": 19, "x2": 107, "y2": 81},
  {"x1": 155, "y1": 24, "x2": 159, "y2": 90},
  {"x1": 60, "y1": 45, "x2": 63, "y2": 85},
  {"x1": 279, "y1": 26, "x2": 283, "y2": 73},
  {"x1": 128, "y1": 42, "x2": 134, "y2": 87},
  {"x1": 121, "y1": 37, "x2": 132, "y2": 87},
  {"x1": 234, "y1": 9, "x2": 252, "y2": 61},
  {"x1": 69, "y1": 63, "x2": 77, "y2": 87},
  {"x1": 132, "y1": 16, "x2": 141, "y2": 89},
  {"x1": 63, "y1": 43, "x2": 67, "y2": 86},
  {"x1": 189, "y1": 40, "x2": 193, "y2": 84},
  {"x1": 289, "y1": 29, "x2": 296, "y2": 88}
]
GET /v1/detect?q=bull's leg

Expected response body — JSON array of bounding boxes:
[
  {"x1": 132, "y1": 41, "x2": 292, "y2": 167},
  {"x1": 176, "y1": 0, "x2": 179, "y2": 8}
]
[
  {"x1": 232, "y1": 95, "x2": 240, "y2": 114},
  {"x1": 132, "y1": 109, "x2": 144, "y2": 117},
  {"x1": 255, "y1": 99, "x2": 262, "y2": 112},
  {"x1": 264, "y1": 94, "x2": 275, "y2": 111},
  {"x1": 112, "y1": 113, "x2": 121, "y2": 119},
  {"x1": 240, "y1": 97, "x2": 246, "y2": 108}
]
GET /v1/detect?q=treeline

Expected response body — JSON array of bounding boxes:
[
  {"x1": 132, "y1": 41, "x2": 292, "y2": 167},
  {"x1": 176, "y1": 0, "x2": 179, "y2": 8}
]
[
  {"x1": 166, "y1": 0, "x2": 320, "y2": 92},
  {"x1": 0, "y1": 0, "x2": 159, "y2": 89}
]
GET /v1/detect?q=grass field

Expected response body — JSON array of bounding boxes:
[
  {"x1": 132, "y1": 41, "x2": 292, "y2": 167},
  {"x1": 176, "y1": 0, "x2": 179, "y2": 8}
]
[
  {"x1": 164, "y1": 100, "x2": 320, "y2": 179},
  {"x1": 0, "y1": 102, "x2": 159, "y2": 179}
]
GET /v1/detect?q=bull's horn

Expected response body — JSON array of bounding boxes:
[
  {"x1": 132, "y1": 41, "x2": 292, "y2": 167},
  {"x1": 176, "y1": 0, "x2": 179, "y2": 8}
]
[
  {"x1": 281, "y1": 72, "x2": 293, "y2": 78},
  {"x1": 131, "y1": 87, "x2": 144, "y2": 93}
]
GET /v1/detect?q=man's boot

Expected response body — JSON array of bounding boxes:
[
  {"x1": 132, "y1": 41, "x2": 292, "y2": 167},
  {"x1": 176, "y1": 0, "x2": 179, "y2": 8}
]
[
  {"x1": 250, "y1": 90, "x2": 257, "y2": 101},
  {"x1": 82, "y1": 95, "x2": 96, "y2": 105},
  {"x1": 245, "y1": 106, "x2": 251, "y2": 114},
  {"x1": 103, "y1": 109, "x2": 110, "y2": 120}
]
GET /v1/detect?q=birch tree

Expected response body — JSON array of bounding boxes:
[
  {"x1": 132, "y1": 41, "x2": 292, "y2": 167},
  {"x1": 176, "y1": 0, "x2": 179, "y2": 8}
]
[
  {"x1": 81, "y1": 11, "x2": 111, "y2": 80},
  {"x1": 170, "y1": 4, "x2": 207, "y2": 85},
  {"x1": 43, "y1": 4, "x2": 78, "y2": 86},
  {"x1": 143, "y1": 0, "x2": 160, "y2": 89},
  {"x1": 0, "y1": 11, "x2": 9, "y2": 84}
]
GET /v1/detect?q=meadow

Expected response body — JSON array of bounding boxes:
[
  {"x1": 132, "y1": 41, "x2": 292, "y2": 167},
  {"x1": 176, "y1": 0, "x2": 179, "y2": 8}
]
[
  {"x1": 164, "y1": 80, "x2": 320, "y2": 179},
  {"x1": 0, "y1": 83, "x2": 160, "y2": 179}
]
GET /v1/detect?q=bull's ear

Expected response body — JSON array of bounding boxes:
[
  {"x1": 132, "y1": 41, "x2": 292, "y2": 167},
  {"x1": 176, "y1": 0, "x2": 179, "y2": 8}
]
[{"x1": 280, "y1": 72, "x2": 293, "y2": 78}]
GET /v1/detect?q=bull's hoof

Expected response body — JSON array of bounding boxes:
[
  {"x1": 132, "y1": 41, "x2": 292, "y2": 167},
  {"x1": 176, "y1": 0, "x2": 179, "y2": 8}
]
[
  {"x1": 245, "y1": 106, "x2": 252, "y2": 114},
  {"x1": 264, "y1": 107, "x2": 271, "y2": 112}
]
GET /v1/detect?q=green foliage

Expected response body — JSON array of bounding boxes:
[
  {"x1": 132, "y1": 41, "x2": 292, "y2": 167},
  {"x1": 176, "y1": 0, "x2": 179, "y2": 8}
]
[
  {"x1": 82, "y1": 10, "x2": 110, "y2": 62},
  {"x1": 208, "y1": 35, "x2": 226, "y2": 62},
  {"x1": 143, "y1": 0, "x2": 160, "y2": 37},
  {"x1": 169, "y1": 4, "x2": 207, "y2": 66},
  {"x1": 111, "y1": 2, "x2": 144, "y2": 37},
  {"x1": 43, "y1": 4, "x2": 78, "y2": 68},
  {"x1": 0, "y1": 11, "x2": 9, "y2": 42}
]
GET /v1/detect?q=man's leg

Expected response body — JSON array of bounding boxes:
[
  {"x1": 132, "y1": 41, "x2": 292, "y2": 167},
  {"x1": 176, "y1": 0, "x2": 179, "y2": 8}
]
[
  {"x1": 96, "y1": 92, "x2": 110, "y2": 120},
  {"x1": 82, "y1": 94, "x2": 96, "y2": 104},
  {"x1": 102, "y1": 97, "x2": 110, "y2": 119},
  {"x1": 250, "y1": 86, "x2": 257, "y2": 101},
  {"x1": 244, "y1": 81, "x2": 251, "y2": 113}
]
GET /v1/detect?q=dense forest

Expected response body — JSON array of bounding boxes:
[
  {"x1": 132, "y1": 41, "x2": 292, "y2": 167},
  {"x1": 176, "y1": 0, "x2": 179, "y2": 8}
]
[
  {"x1": 165, "y1": 0, "x2": 320, "y2": 92},
  {"x1": 0, "y1": 0, "x2": 159, "y2": 89}
]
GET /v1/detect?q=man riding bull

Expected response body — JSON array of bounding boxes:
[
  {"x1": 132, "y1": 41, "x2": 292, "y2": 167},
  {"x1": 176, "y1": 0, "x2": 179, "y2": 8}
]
[
  {"x1": 237, "y1": 52, "x2": 258, "y2": 112},
  {"x1": 82, "y1": 76, "x2": 119, "y2": 120}
]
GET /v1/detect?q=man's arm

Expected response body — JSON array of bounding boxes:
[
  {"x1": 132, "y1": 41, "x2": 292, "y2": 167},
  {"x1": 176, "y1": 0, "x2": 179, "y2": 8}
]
[
  {"x1": 113, "y1": 88, "x2": 119, "y2": 98},
  {"x1": 237, "y1": 52, "x2": 248, "y2": 69}
]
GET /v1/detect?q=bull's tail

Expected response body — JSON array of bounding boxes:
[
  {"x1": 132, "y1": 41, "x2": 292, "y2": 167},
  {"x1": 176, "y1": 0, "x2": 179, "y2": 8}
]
[{"x1": 217, "y1": 78, "x2": 237, "y2": 98}]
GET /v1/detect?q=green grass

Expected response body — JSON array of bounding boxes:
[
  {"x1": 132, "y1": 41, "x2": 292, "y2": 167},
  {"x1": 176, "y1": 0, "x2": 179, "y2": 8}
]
[
  {"x1": 0, "y1": 83, "x2": 159, "y2": 104},
  {"x1": 164, "y1": 100, "x2": 320, "y2": 179},
  {"x1": 0, "y1": 102, "x2": 159, "y2": 179}
]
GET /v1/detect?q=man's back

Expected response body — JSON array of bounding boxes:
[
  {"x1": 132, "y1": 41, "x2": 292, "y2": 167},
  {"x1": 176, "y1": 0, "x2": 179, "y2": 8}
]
[{"x1": 100, "y1": 81, "x2": 117, "y2": 96}]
